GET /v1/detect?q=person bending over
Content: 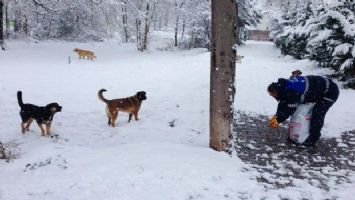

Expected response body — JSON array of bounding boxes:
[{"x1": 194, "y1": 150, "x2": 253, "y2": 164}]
[{"x1": 267, "y1": 75, "x2": 339, "y2": 147}]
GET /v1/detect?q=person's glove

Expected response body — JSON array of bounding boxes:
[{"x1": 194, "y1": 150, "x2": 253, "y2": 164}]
[{"x1": 268, "y1": 116, "x2": 279, "y2": 128}]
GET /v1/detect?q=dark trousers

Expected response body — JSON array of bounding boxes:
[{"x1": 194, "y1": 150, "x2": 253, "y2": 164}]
[{"x1": 308, "y1": 81, "x2": 339, "y2": 144}]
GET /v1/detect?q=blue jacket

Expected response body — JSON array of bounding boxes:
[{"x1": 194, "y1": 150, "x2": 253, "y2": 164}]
[{"x1": 275, "y1": 75, "x2": 331, "y2": 123}]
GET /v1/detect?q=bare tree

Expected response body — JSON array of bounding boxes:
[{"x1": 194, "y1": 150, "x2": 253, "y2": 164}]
[
  {"x1": 174, "y1": 0, "x2": 184, "y2": 47},
  {"x1": 210, "y1": 0, "x2": 238, "y2": 151},
  {"x1": 141, "y1": 1, "x2": 150, "y2": 51},
  {"x1": 0, "y1": 0, "x2": 5, "y2": 50},
  {"x1": 4, "y1": 1, "x2": 9, "y2": 39},
  {"x1": 122, "y1": 0, "x2": 129, "y2": 42}
]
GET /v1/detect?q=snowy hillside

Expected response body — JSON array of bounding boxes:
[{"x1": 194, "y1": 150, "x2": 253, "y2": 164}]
[{"x1": 0, "y1": 33, "x2": 354, "y2": 199}]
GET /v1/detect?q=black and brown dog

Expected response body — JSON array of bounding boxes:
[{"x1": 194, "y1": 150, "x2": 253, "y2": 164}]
[
  {"x1": 98, "y1": 89, "x2": 147, "y2": 127},
  {"x1": 17, "y1": 91, "x2": 62, "y2": 136}
]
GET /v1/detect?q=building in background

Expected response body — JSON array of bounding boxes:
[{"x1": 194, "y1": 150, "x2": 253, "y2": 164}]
[{"x1": 249, "y1": 0, "x2": 282, "y2": 41}]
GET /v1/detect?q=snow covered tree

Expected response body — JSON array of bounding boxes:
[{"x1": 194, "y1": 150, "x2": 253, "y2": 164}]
[
  {"x1": 210, "y1": 0, "x2": 237, "y2": 151},
  {"x1": 184, "y1": 0, "x2": 211, "y2": 49},
  {"x1": 178, "y1": 0, "x2": 260, "y2": 49},
  {"x1": 271, "y1": 0, "x2": 355, "y2": 88},
  {"x1": 176, "y1": 0, "x2": 211, "y2": 49},
  {"x1": 237, "y1": 0, "x2": 261, "y2": 44},
  {"x1": 307, "y1": 1, "x2": 355, "y2": 79},
  {"x1": 173, "y1": 0, "x2": 185, "y2": 47}
]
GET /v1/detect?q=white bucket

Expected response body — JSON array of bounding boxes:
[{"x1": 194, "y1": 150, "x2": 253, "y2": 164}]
[{"x1": 288, "y1": 103, "x2": 314, "y2": 144}]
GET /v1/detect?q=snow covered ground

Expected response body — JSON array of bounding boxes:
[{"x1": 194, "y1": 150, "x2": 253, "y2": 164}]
[{"x1": 0, "y1": 33, "x2": 354, "y2": 199}]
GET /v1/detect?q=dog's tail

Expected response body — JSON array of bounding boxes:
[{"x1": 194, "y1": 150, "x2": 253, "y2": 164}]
[
  {"x1": 17, "y1": 91, "x2": 24, "y2": 108},
  {"x1": 98, "y1": 89, "x2": 109, "y2": 103}
]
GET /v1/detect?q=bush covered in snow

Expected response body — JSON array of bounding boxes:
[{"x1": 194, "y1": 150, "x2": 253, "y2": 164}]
[{"x1": 271, "y1": 0, "x2": 355, "y2": 88}]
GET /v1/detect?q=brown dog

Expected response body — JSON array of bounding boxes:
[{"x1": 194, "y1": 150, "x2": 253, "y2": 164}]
[
  {"x1": 73, "y1": 48, "x2": 96, "y2": 60},
  {"x1": 290, "y1": 69, "x2": 302, "y2": 78},
  {"x1": 98, "y1": 89, "x2": 147, "y2": 127}
]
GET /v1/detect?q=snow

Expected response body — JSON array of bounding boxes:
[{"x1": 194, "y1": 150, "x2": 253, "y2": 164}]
[
  {"x1": 340, "y1": 58, "x2": 353, "y2": 71},
  {"x1": 323, "y1": 10, "x2": 355, "y2": 37},
  {"x1": 0, "y1": 34, "x2": 355, "y2": 199},
  {"x1": 309, "y1": 29, "x2": 333, "y2": 44},
  {"x1": 0, "y1": 35, "x2": 264, "y2": 200},
  {"x1": 332, "y1": 43, "x2": 352, "y2": 56}
]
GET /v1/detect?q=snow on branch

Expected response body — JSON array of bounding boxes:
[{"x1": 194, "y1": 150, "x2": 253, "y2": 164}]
[{"x1": 32, "y1": 0, "x2": 60, "y2": 13}]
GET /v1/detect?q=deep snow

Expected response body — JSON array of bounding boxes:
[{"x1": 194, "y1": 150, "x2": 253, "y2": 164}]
[{"x1": 0, "y1": 33, "x2": 354, "y2": 200}]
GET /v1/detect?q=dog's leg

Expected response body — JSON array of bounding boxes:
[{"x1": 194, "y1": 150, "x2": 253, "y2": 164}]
[
  {"x1": 128, "y1": 113, "x2": 133, "y2": 123},
  {"x1": 25, "y1": 118, "x2": 33, "y2": 131},
  {"x1": 21, "y1": 122, "x2": 26, "y2": 134},
  {"x1": 45, "y1": 122, "x2": 52, "y2": 136},
  {"x1": 37, "y1": 123, "x2": 45, "y2": 136},
  {"x1": 106, "y1": 106, "x2": 112, "y2": 126},
  {"x1": 133, "y1": 111, "x2": 139, "y2": 121},
  {"x1": 111, "y1": 111, "x2": 118, "y2": 127}
]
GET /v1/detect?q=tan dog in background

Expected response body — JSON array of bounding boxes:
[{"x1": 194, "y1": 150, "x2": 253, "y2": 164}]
[
  {"x1": 236, "y1": 54, "x2": 244, "y2": 63},
  {"x1": 73, "y1": 48, "x2": 96, "y2": 60},
  {"x1": 98, "y1": 89, "x2": 147, "y2": 127}
]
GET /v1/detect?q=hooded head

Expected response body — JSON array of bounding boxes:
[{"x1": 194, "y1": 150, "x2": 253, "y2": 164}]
[{"x1": 267, "y1": 82, "x2": 282, "y2": 101}]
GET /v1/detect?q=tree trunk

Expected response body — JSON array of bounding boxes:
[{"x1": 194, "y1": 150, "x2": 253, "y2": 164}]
[
  {"x1": 136, "y1": 18, "x2": 141, "y2": 50},
  {"x1": 0, "y1": 0, "x2": 4, "y2": 50},
  {"x1": 5, "y1": 2, "x2": 9, "y2": 39},
  {"x1": 14, "y1": 10, "x2": 21, "y2": 33},
  {"x1": 174, "y1": 18, "x2": 179, "y2": 46},
  {"x1": 122, "y1": 1, "x2": 129, "y2": 43},
  {"x1": 210, "y1": 0, "x2": 238, "y2": 151},
  {"x1": 181, "y1": 15, "x2": 185, "y2": 39},
  {"x1": 142, "y1": 2, "x2": 150, "y2": 51},
  {"x1": 23, "y1": 16, "x2": 28, "y2": 36}
]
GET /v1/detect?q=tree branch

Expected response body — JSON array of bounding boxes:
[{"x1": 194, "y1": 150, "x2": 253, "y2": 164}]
[{"x1": 32, "y1": 0, "x2": 60, "y2": 13}]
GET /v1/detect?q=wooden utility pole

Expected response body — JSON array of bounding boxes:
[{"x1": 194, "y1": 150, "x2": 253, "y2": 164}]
[
  {"x1": 0, "y1": 0, "x2": 5, "y2": 50},
  {"x1": 210, "y1": 0, "x2": 238, "y2": 151}
]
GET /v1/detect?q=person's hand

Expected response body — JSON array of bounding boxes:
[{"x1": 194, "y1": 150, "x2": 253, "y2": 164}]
[{"x1": 268, "y1": 116, "x2": 279, "y2": 128}]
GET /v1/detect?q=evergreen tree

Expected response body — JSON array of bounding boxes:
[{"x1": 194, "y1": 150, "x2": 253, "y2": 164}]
[
  {"x1": 271, "y1": 0, "x2": 355, "y2": 88},
  {"x1": 237, "y1": 0, "x2": 262, "y2": 44}
]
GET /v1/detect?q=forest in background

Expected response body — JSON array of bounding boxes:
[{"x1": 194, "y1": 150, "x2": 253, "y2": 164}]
[{"x1": 1, "y1": 0, "x2": 260, "y2": 51}]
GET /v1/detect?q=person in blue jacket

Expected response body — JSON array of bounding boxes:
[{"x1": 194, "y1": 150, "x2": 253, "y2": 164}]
[{"x1": 267, "y1": 75, "x2": 339, "y2": 147}]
